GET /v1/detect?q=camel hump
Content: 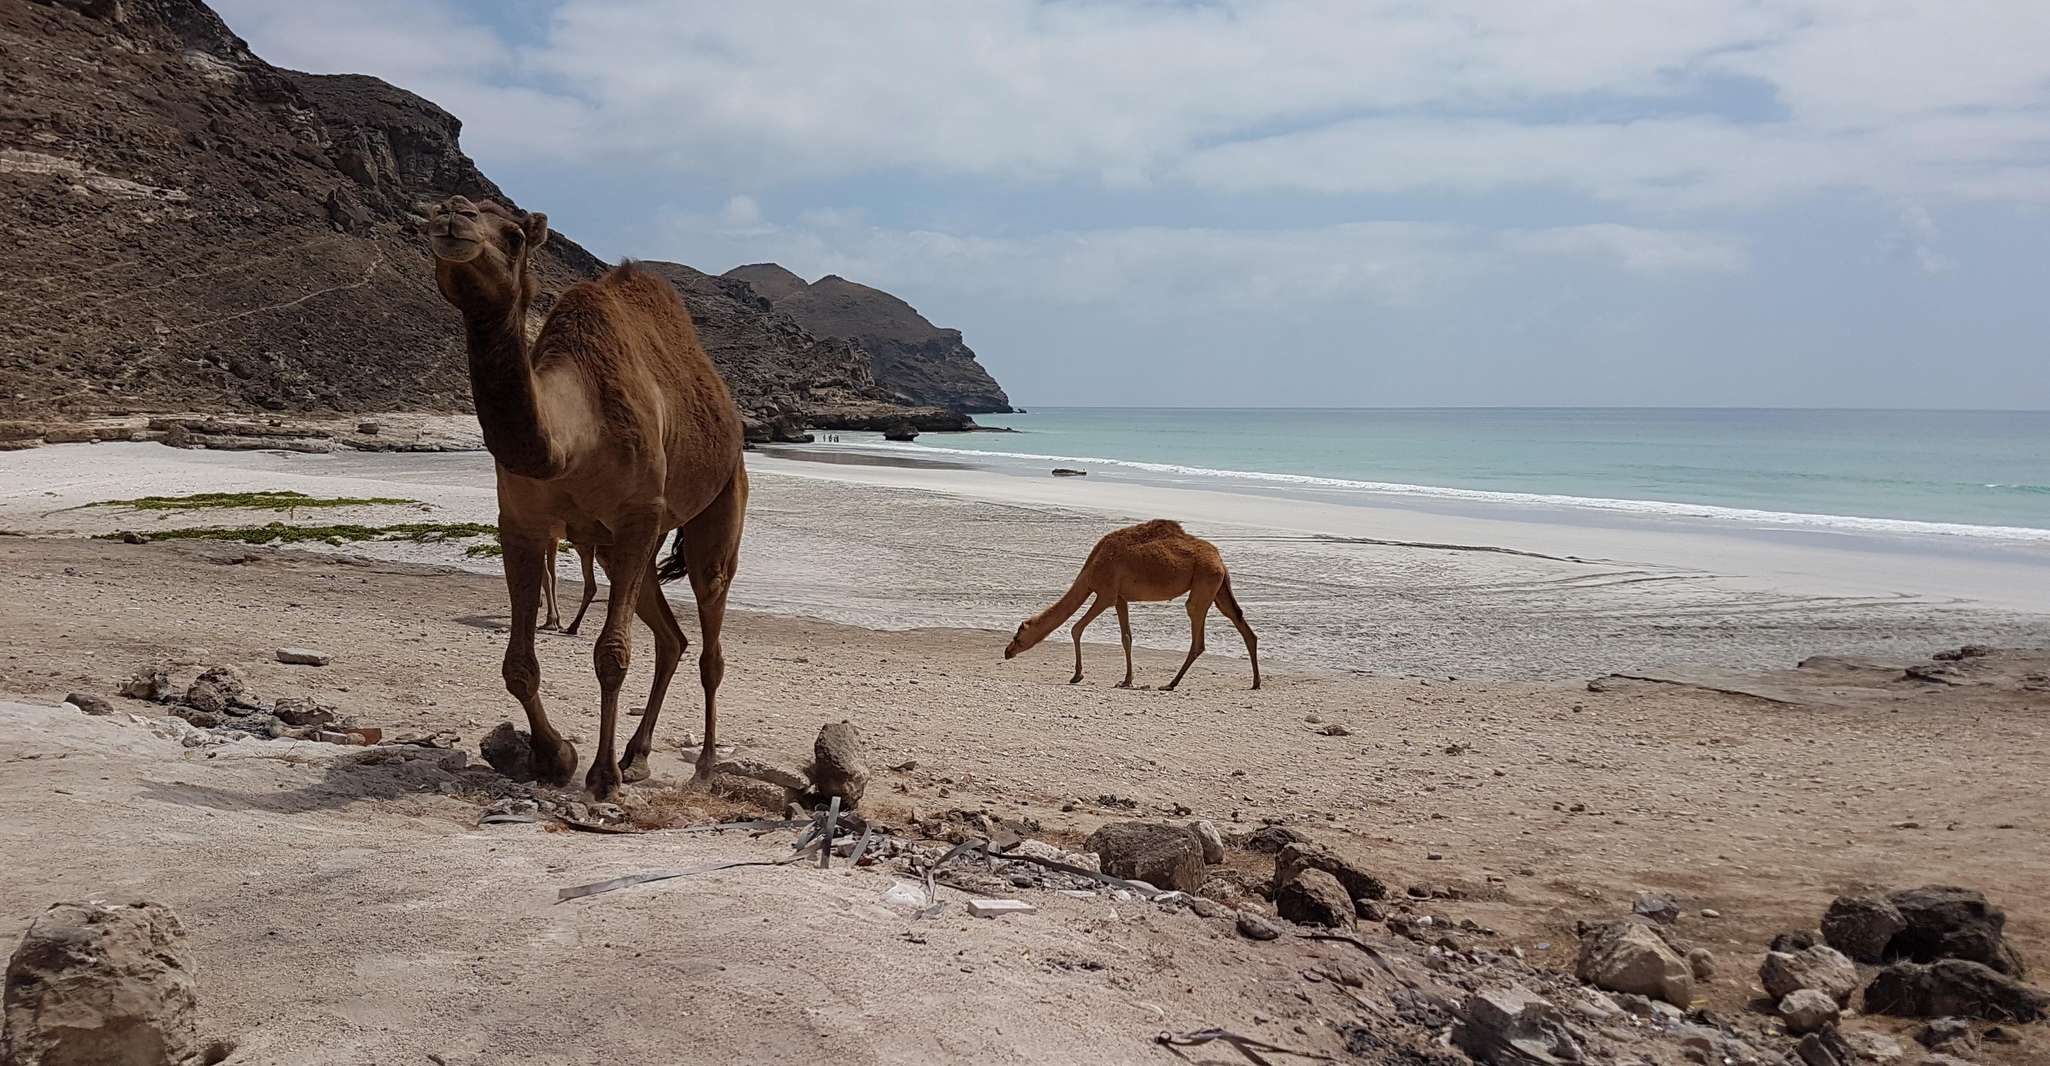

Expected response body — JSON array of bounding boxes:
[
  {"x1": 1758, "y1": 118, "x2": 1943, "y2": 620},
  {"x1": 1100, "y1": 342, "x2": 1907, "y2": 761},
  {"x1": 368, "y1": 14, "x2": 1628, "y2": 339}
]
[{"x1": 1124, "y1": 519, "x2": 1186, "y2": 540}]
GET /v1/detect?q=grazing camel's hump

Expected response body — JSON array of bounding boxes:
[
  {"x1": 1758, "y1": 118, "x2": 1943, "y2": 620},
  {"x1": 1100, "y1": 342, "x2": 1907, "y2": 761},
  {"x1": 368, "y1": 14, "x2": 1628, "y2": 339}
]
[
  {"x1": 532, "y1": 264, "x2": 743, "y2": 518},
  {"x1": 1088, "y1": 519, "x2": 1227, "y2": 600}
]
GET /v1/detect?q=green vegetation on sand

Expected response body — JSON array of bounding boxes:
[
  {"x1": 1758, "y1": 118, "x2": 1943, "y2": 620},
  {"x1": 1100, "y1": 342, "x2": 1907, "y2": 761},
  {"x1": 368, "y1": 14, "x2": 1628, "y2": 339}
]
[
  {"x1": 101, "y1": 521, "x2": 497, "y2": 546},
  {"x1": 95, "y1": 490, "x2": 418, "y2": 511}
]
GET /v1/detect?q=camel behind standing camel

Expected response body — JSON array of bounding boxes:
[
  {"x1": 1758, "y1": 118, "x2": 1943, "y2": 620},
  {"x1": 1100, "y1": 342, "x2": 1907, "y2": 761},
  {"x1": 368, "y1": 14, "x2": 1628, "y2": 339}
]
[
  {"x1": 426, "y1": 194, "x2": 746, "y2": 799},
  {"x1": 540, "y1": 532, "x2": 599, "y2": 635},
  {"x1": 1005, "y1": 519, "x2": 1259, "y2": 690}
]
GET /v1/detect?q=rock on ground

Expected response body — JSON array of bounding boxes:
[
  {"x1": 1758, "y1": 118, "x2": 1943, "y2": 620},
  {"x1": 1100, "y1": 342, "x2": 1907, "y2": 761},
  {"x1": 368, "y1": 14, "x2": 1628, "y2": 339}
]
[
  {"x1": 1234, "y1": 911, "x2": 1282, "y2": 942},
  {"x1": 118, "y1": 666, "x2": 174, "y2": 702},
  {"x1": 1686, "y1": 948, "x2": 1717, "y2": 980},
  {"x1": 807, "y1": 720, "x2": 868, "y2": 807},
  {"x1": 716, "y1": 756, "x2": 810, "y2": 792},
  {"x1": 1779, "y1": 989, "x2": 1840, "y2": 1034},
  {"x1": 1760, "y1": 944, "x2": 1861, "y2": 1004},
  {"x1": 63, "y1": 692, "x2": 114, "y2": 716},
  {"x1": 274, "y1": 647, "x2": 331, "y2": 666},
  {"x1": 1084, "y1": 822, "x2": 1205, "y2": 893},
  {"x1": 1274, "y1": 868, "x2": 1354, "y2": 929},
  {"x1": 1, "y1": 900, "x2": 209, "y2": 1066},
  {"x1": 1575, "y1": 920, "x2": 1694, "y2": 1008},
  {"x1": 183, "y1": 665, "x2": 246, "y2": 715},
  {"x1": 480, "y1": 722, "x2": 535, "y2": 782},
  {"x1": 1452, "y1": 984, "x2": 1585, "y2": 1066},
  {"x1": 1863, "y1": 959, "x2": 2050, "y2": 1022},
  {"x1": 1189, "y1": 819, "x2": 1224, "y2": 865},
  {"x1": 1822, "y1": 893, "x2": 1908, "y2": 963},
  {"x1": 1887, "y1": 885, "x2": 2027, "y2": 977},
  {"x1": 1239, "y1": 825, "x2": 1305, "y2": 853},
  {"x1": 1632, "y1": 893, "x2": 1680, "y2": 925},
  {"x1": 1274, "y1": 841, "x2": 1387, "y2": 904}
]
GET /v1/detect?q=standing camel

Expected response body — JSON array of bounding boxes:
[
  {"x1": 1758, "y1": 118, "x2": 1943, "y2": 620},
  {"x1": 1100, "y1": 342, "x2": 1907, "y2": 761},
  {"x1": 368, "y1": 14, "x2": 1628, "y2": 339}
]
[
  {"x1": 1004, "y1": 519, "x2": 1259, "y2": 690},
  {"x1": 540, "y1": 531, "x2": 599, "y2": 635},
  {"x1": 426, "y1": 195, "x2": 746, "y2": 798}
]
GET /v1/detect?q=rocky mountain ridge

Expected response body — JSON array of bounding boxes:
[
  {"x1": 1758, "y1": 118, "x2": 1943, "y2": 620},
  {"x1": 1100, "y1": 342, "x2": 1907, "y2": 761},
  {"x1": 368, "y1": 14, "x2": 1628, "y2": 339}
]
[
  {"x1": 0, "y1": 0, "x2": 982, "y2": 435},
  {"x1": 725, "y1": 264, "x2": 1013, "y2": 414}
]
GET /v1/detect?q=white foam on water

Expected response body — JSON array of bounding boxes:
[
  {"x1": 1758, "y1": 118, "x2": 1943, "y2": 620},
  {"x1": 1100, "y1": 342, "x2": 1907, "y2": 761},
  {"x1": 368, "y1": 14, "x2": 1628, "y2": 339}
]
[{"x1": 866, "y1": 442, "x2": 2050, "y2": 544}]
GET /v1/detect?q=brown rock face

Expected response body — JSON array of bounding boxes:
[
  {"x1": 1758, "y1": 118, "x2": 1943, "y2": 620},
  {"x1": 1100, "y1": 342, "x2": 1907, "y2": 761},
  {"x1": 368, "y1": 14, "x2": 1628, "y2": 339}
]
[
  {"x1": 807, "y1": 720, "x2": 868, "y2": 808},
  {"x1": 1575, "y1": 920, "x2": 1695, "y2": 1007},
  {"x1": 1, "y1": 900, "x2": 205, "y2": 1066},
  {"x1": 1864, "y1": 959, "x2": 2049, "y2": 1022},
  {"x1": 1274, "y1": 868, "x2": 1355, "y2": 929}
]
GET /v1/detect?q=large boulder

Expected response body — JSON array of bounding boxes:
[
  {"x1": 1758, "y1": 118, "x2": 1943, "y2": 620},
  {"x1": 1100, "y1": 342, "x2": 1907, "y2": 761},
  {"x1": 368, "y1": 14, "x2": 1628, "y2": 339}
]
[
  {"x1": 1085, "y1": 822, "x2": 1206, "y2": 893},
  {"x1": 1575, "y1": 920, "x2": 1694, "y2": 1007},
  {"x1": 1274, "y1": 841, "x2": 1387, "y2": 906},
  {"x1": 1864, "y1": 959, "x2": 2048, "y2": 1022},
  {"x1": 1, "y1": 901, "x2": 207, "y2": 1066},
  {"x1": 1760, "y1": 945, "x2": 1861, "y2": 1005},
  {"x1": 806, "y1": 720, "x2": 869, "y2": 807},
  {"x1": 1274, "y1": 869, "x2": 1354, "y2": 930},
  {"x1": 1887, "y1": 886, "x2": 2026, "y2": 977},
  {"x1": 1452, "y1": 985, "x2": 1585, "y2": 1066},
  {"x1": 479, "y1": 722, "x2": 535, "y2": 782},
  {"x1": 1821, "y1": 894, "x2": 1908, "y2": 963}
]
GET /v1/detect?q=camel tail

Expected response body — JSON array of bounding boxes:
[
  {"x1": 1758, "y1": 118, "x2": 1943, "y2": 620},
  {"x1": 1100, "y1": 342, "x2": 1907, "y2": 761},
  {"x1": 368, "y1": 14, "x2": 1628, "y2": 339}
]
[{"x1": 656, "y1": 529, "x2": 689, "y2": 584}]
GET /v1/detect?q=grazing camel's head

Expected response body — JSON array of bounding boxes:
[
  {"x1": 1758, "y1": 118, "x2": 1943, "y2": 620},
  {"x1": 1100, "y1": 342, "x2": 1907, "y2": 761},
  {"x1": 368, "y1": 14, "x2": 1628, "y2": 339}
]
[
  {"x1": 1004, "y1": 616, "x2": 1055, "y2": 659},
  {"x1": 424, "y1": 195, "x2": 548, "y2": 312}
]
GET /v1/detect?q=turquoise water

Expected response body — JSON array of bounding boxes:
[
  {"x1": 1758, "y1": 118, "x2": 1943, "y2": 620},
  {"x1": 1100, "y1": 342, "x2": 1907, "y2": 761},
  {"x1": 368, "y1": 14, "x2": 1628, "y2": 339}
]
[{"x1": 887, "y1": 408, "x2": 2050, "y2": 540}]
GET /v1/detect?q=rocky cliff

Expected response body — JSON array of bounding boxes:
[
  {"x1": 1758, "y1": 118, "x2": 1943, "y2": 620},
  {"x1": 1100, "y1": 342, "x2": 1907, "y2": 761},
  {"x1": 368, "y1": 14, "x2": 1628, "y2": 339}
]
[
  {"x1": 0, "y1": 0, "x2": 967, "y2": 432},
  {"x1": 725, "y1": 266, "x2": 1013, "y2": 414}
]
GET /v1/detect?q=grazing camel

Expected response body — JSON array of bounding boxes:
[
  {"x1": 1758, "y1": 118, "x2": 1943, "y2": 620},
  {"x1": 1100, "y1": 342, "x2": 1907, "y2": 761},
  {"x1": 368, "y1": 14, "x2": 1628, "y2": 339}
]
[
  {"x1": 426, "y1": 195, "x2": 747, "y2": 798},
  {"x1": 1004, "y1": 519, "x2": 1259, "y2": 691},
  {"x1": 540, "y1": 532, "x2": 599, "y2": 635}
]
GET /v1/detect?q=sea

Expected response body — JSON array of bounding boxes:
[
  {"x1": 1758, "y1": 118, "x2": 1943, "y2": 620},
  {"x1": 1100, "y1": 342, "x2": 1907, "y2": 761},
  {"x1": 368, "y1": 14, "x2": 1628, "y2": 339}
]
[{"x1": 857, "y1": 407, "x2": 2050, "y2": 542}]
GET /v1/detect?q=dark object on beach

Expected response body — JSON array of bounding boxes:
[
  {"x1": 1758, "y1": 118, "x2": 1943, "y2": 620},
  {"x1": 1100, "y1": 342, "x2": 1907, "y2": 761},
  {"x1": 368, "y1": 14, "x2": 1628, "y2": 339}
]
[
  {"x1": 883, "y1": 422, "x2": 919, "y2": 442},
  {"x1": 480, "y1": 722, "x2": 536, "y2": 782},
  {"x1": 805, "y1": 720, "x2": 869, "y2": 807},
  {"x1": 1051, "y1": 468, "x2": 1087, "y2": 477},
  {"x1": 1864, "y1": 959, "x2": 2049, "y2": 1021}
]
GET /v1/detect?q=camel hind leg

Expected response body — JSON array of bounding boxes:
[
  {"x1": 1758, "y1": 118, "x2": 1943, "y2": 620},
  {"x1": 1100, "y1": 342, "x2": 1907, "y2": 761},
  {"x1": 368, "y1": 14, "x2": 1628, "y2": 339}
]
[
  {"x1": 539, "y1": 537, "x2": 562, "y2": 631},
  {"x1": 618, "y1": 560, "x2": 687, "y2": 783},
  {"x1": 1162, "y1": 573, "x2": 1223, "y2": 691},
  {"x1": 1215, "y1": 574, "x2": 1260, "y2": 690},
  {"x1": 564, "y1": 540, "x2": 598, "y2": 635},
  {"x1": 678, "y1": 469, "x2": 747, "y2": 783},
  {"x1": 1114, "y1": 598, "x2": 1135, "y2": 688}
]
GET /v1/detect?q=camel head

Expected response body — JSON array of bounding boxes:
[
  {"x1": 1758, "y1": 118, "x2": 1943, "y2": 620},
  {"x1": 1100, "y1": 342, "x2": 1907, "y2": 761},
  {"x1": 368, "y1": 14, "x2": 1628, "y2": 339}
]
[
  {"x1": 1004, "y1": 616, "x2": 1054, "y2": 659},
  {"x1": 424, "y1": 195, "x2": 548, "y2": 313}
]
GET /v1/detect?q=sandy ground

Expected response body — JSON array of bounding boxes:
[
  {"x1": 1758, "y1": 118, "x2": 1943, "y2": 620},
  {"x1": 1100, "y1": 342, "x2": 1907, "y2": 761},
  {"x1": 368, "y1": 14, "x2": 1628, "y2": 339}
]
[
  {"x1": 5, "y1": 441, "x2": 2048, "y2": 679},
  {"x1": 3, "y1": 535, "x2": 2049, "y2": 1063}
]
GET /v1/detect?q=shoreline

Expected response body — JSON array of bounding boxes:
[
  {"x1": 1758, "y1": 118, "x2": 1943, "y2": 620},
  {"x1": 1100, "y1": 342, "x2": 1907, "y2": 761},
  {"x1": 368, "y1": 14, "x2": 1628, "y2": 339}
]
[{"x1": 3, "y1": 439, "x2": 2047, "y2": 679}]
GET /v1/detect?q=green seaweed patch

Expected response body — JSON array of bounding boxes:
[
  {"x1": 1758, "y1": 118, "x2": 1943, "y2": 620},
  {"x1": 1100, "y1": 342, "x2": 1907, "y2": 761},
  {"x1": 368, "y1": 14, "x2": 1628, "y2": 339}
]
[
  {"x1": 100, "y1": 521, "x2": 498, "y2": 546},
  {"x1": 96, "y1": 490, "x2": 419, "y2": 512},
  {"x1": 464, "y1": 538, "x2": 573, "y2": 559}
]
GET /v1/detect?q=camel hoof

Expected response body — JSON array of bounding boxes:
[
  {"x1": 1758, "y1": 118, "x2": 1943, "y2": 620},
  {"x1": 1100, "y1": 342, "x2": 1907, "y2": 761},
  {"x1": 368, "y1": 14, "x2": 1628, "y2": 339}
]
[
  {"x1": 533, "y1": 736, "x2": 578, "y2": 785},
  {"x1": 619, "y1": 755, "x2": 650, "y2": 784},
  {"x1": 539, "y1": 620, "x2": 562, "y2": 633},
  {"x1": 1068, "y1": 675, "x2": 1082, "y2": 685},
  {"x1": 585, "y1": 761, "x2": 622, "y2": 801},
  {"x1": 1115, "y1": 680, "x2": 1133, "y2": 689},
  {"x1": 563, "y1": 624, "x2": 581, "y2": 637}
]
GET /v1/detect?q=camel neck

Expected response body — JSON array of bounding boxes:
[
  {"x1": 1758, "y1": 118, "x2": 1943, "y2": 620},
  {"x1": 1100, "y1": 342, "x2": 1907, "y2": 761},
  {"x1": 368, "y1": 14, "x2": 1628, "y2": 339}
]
[{"x1": 464, "y1": 301, "x2": 561, "y2": 480}]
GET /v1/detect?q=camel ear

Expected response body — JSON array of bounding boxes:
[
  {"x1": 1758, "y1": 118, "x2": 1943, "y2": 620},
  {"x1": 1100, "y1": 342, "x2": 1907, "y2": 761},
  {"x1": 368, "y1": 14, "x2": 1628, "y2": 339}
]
[{"x1": 521, "y1": 212, "x2": 549, "y2": 249}]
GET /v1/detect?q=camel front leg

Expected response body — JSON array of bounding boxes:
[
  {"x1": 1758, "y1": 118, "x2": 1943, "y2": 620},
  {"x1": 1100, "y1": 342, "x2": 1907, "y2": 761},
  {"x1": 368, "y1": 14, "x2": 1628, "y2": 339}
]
[
  {"x1": 618, "y1": 560, "x2": 686, "y2": 784},
  {"x1": 586, "y1": 514, "x2": 663, "y2": 800},
  {"x1": 1069, "y1": 595, "x2": 1111, "y2": 684},
  {"x1": 500, "y1": 531, "x2": 575, "y2": 784},
  {"x1": 563, "y1": 541, "x2": 598, "y2": 635},
  {"x1": 1163, "y1": 582, "x2": 1219, "y2": 692},
  {"x1": 1114, "y1": 598, "x2": 1135, "y2": 688},
  {"x1": 539, "y1": 537, "x2": 562, "y2": 631}
]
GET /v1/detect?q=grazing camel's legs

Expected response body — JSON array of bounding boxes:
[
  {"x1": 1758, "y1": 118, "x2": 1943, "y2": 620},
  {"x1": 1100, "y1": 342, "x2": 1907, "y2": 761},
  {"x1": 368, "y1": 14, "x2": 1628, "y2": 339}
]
[
  {"x1": 1069, "y1": 594, "x2": 1112, "y2": 684},
  {"x1": 1163, "y1": 575, "x2": 1223, "y2": 691},
  {"x1": 500, "y1": 531, "x2": 576, "y2": 783},
  {"x1": 1114, "y1": 598, "x2": 1135, "y2": 688},
  {"x1": 618, "y1": 562, "x2": 686, "y2": 783},
  {"x1": 586, "y1": 513, "x2": 663, "y2": 800},
  {"x1": 563, "y1": 541, "x2": 598, "y2": 635},
  {"x1": 540, "y1": 537, "x2": 562, "y2": 631},
  {"x1": 1215, "y1": 575, "x2": 1261, "y2": 690},
  {"x1": 677, "y1": 470, "x2": 747, "y2": 783}
]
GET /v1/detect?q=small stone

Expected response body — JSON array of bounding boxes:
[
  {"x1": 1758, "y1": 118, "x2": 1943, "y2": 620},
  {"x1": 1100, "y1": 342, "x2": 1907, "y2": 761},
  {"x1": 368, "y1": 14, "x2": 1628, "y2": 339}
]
[
  {"x1": 1241, "y1": 825, "x2": 1305, "y2": 853},
  {"x1": 1275, "y1": 868, "x2": 1354, "y2": 929},
  {"x1": 715, "y1": 756, "x2": 810, "y2": 791},
  {"x1": 1772, "y1": 929, "x2": 1824, "y2": 952},
  {"x1": 183, "y1": 665, "x2": 245, "y2": 715},
  {"x1": 1189, "y1": 819, "x2": 1224, "y2": 865},
  {"x1": 1687, "y1": 948, "x2": 1717, "y2": 980},
  {"x1": 967, "y1": 899, "x2": 1035, "y2": 918},
  {"x1": 1761, "y1": 944, "x2": 1861, "y2": 1004},
  {"x1": 1187, "y1": 896, "x2": 1230, "y2": 920},
  {"x1": 1780, "y1": 989, "x2": 1840, "y2": 1033},
  {"x1": 1452, "y1": 984, "x2": 1584, "y2": 1066},
  {"x1": 271, "y1": 697, "x2": 336, "y2": 728},
  {"x1": 1275, "y1": 841, "x2": 1387, "y2": 902},
  {"x1": 275, "y1": 647, "x2": 332, "y2": 666},
  {"x1": 64, "y1": 692, "x2": 115, "y2": 716},
  {"x1": 1316, "y1": 723, "x2": 1351, "y2": 736},
  {"x1": 1699, "y1": 908, "x2": 1722, "y2": 918},
  {"x1": 806, "y1": 720, "x2": 868, "y2": 807},
  {"x1": 1916, "y1": 1017, "x2": 1977, "y2": 1051},
  {"x1": 118, "y1": 666, "x2": 175, "y2": 702},
  {"x1": 1235, "y1": 911, "x2": 1282, "y2": 941},
  {"x1": 356, "y1": 421, "x2": 380, "y2": 435},
  {"x1": 1633, "y1": 892, "x2": 1681, "y2": 925}
]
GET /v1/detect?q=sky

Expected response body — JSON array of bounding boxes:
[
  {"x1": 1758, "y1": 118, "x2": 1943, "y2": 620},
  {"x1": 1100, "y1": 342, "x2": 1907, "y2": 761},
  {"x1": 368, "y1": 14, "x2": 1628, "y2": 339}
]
[{"x1": 214, "y1": 1, "x2": 2050, "y2": 409}]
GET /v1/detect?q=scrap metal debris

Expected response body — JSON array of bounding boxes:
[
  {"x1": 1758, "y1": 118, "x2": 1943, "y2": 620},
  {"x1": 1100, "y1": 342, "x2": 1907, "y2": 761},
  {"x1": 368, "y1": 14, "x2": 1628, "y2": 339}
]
[{"x1": 1154, "y1": 1028, "x2": 1334, "y2": 1065}]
